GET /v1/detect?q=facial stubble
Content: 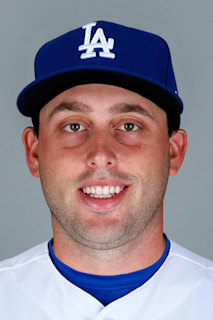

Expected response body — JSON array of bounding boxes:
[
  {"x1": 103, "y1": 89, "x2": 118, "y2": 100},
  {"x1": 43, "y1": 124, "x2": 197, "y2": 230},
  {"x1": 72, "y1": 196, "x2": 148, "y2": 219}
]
[{"x1": 39, "y1": 154, "x2": 170, "y2": 252}]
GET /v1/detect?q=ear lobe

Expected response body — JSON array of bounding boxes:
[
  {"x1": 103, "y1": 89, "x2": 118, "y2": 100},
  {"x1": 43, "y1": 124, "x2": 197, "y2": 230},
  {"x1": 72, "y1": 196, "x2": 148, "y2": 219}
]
[
  {"x1": 22, "y1": 127, "x2": 40, "y2": 178},
  {"x1": 169, "y1": 129, "x2": 187, "y2": 176}
]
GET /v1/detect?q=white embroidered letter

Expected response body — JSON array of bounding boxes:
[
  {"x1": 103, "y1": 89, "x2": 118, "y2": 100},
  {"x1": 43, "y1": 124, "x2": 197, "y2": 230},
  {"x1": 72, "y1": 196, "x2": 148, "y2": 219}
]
[{"x1": 78, "y1": 22, "x2": 115, "y2": 59}]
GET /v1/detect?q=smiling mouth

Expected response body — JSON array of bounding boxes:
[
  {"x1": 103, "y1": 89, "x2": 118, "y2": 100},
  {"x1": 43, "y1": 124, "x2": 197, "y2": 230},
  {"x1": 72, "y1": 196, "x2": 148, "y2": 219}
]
[{"x1": 80, "y1": 185, "x2": 127, "y2": 198}]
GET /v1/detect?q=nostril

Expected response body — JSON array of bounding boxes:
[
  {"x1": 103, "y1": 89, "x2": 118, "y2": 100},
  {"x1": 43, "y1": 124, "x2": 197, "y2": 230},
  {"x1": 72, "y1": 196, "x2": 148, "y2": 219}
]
[
  {"x1": 86, "y1": 146, "x2": 117, "y2": 169},
  {"x1": 87, "y1": 157, "x2": 116, "y2": 169}
]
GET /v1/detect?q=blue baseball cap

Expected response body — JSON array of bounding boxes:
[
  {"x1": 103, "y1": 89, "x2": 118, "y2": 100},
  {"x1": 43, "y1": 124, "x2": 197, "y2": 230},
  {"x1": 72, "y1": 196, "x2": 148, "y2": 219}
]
[{"x1": 17, "y1": 21, "x2": 183, "y2": 129}]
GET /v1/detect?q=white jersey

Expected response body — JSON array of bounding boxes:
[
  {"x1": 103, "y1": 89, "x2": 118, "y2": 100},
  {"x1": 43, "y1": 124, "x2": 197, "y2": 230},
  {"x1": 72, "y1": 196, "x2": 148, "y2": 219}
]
[{"x1": 0, "y1": 240, "x2": 213, "y2": 319}]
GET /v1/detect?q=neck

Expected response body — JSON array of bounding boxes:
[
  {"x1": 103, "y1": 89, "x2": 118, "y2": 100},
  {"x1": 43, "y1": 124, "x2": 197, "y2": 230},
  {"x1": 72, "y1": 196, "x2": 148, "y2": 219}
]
[{"x1": 51, "y1": 214, "x2": 165, "y2": 276}]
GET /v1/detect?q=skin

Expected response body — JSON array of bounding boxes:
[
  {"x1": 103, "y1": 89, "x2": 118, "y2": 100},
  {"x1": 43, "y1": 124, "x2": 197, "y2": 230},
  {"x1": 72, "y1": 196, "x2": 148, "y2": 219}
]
[{"x1": 22, "y1": 84, "x2": 187, "y2": 275}]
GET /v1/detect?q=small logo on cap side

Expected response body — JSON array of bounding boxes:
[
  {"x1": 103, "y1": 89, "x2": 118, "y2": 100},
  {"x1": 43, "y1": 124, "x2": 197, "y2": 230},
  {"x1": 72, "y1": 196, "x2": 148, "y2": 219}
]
[{"x1": 78, "y1": 22, "x2": 115, "y2": 59}]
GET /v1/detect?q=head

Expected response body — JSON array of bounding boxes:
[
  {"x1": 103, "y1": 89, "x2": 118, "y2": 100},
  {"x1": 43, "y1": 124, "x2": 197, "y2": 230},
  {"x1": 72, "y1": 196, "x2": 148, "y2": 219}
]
[
  {"x1": 22, "y1": 83, "x2": 187, "y2": 251},
  {"x1": 18, "y1": 21, "x2": 187, "y2": 251}
]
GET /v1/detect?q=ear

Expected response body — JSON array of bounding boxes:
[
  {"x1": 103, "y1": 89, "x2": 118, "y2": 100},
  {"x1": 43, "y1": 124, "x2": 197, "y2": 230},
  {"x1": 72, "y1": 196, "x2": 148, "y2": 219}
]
[
  {"x1": 22, "y1": 127, "x2": 40, "y2": 178},
  {"x1": 169, "y1": 129, "x2": 187, "y2": 176}
]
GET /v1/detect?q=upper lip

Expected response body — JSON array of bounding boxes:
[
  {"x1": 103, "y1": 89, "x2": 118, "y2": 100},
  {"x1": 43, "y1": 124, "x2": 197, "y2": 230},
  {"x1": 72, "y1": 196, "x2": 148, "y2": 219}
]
[{"x1": 79, "y1": 180, "x2": 129, "y2": 189}]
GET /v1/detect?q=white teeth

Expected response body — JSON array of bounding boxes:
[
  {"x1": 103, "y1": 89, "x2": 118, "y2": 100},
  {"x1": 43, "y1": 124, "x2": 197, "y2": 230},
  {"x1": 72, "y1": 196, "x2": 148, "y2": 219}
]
[
  {"x1": 102, "y1": 186, "x2": 109, "y2": 195},
  {"x1": 90, "y1": 194, "x2": 114, "y2": 198},
  {"x1": 82, "y1": 185, "x2": 124, "y2": 197},
  {"x1": 86, "y1": 187, "x2": 90, "y2": 194},
  {"x1": 91, "y1": 186, "x2": 95, "y2": 194},
  {"x1": 115, "y1": 186, "x2": 121, "y2": 193},
  {"x1": 110, "y1": 186, "x2": 115, "y2": 193},
  {"x1": 96, "y1": 186, "x2": 102, "y2": 195}
]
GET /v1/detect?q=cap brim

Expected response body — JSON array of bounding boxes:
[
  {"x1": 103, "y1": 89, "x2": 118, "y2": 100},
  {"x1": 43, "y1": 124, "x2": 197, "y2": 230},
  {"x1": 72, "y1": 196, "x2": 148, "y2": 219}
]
[{"x1": 17, "y1": 69, "x2": 182, "y2": 129}]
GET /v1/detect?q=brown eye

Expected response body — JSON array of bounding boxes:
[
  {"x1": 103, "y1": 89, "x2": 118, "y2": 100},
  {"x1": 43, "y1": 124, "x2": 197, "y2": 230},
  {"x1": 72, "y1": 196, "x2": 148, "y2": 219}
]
[
  {"x1": 64, "y1": 123, "x2": 86, "y2": 132},
  {"x1": 70, "y1": 123, "x2": 80, "y2": 131},
  {"x1": 120, "y1": 123, "x2": 139, "y2": 131}
]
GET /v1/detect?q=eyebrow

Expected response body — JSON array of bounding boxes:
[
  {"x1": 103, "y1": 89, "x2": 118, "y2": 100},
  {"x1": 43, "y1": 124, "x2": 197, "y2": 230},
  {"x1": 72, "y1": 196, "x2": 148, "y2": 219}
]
[
  {"x1": 109, "y1": 103, "x2": 154, "y2": 119},
  {"x1": 48, "y1": 102, "x2": 92, "y2": 121},
  {"x1": 48, "y1": 101, "x2": 154, "y2": 121}
]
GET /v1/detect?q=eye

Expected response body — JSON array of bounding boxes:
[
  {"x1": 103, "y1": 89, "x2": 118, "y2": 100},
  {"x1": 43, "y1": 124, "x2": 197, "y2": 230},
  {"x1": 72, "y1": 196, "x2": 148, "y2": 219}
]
[
  {"x1": 64, "y1": 123, "x2": 86, "y2": 133},
  {"x1": 119, "y1": 123, "x2": 139, "y2": 131}
]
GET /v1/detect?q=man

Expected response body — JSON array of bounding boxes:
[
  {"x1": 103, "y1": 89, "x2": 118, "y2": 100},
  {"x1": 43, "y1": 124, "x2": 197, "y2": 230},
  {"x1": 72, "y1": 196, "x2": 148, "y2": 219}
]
[{"x1": 1, "y1": 21, "x2": 212, "y2": 319}]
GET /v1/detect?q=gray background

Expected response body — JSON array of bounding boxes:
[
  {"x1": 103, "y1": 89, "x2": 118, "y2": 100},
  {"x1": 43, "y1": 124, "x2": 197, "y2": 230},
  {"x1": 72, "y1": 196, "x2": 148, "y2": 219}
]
[{"x1": 0, "y1": 0, "x2": 213, "y2": 261}]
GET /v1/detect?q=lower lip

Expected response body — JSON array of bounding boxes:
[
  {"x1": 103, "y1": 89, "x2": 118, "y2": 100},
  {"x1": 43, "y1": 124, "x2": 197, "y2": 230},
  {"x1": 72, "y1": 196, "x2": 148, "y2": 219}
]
[{"x1": 79, "y1": 187, "x2": 128, "y2": 212}]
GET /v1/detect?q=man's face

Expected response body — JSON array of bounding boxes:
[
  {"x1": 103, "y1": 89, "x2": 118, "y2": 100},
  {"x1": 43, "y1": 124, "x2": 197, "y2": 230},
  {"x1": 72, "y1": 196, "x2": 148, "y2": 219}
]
[{"x1": 24, "y1": 84, "x2": 183, "y2": 250}]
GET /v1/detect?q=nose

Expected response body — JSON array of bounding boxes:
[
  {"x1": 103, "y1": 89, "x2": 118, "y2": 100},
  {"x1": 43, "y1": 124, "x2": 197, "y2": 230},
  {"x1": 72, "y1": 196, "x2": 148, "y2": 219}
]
[{"x1": 86, "y1": 132, "x2": 117, "y2": 169}]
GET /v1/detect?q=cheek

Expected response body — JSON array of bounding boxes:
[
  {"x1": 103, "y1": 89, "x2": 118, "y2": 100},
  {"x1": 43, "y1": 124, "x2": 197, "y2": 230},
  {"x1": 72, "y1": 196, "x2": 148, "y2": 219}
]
[
  {"x1": 118, "y1": 138, "x2": 169, "y2": 173},
  {"x1": 38, "y1": 136, "x2": 85, "y2": 180}
]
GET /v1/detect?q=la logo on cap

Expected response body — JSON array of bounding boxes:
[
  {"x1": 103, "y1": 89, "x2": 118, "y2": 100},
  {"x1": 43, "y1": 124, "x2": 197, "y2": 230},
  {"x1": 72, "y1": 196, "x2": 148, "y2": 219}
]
[{"x1": 78, "y1": 22, "x2": 115, "y2": 59}]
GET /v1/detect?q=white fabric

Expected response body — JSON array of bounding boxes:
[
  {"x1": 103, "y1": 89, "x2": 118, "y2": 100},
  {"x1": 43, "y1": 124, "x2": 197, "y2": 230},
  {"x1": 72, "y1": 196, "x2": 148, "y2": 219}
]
[
  {"x1": 78, "y1": 22, "x2": 115, "y2": 59},
  {"x1": 0, "y1": 240, "x2": 213, "y2": 319}
]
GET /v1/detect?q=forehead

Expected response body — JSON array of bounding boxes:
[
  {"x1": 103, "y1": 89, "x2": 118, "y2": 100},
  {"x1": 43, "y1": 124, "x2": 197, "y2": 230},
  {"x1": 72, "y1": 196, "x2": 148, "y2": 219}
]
[{"x1": 40, "y1": 83, "x2": 166, "y2": 120}]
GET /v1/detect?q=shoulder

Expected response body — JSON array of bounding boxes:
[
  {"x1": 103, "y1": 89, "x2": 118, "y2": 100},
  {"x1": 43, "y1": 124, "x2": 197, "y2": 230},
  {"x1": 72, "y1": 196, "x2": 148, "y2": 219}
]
[
  {"x1": 0, "y1": 241, "x2": 49, "y2": 276},
  {"x1": 170, "y1": 240, "x2": 213, "y2": 268},
  {"x1": 167, "y1": 240, "x2": 213, "y2": 284}
]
